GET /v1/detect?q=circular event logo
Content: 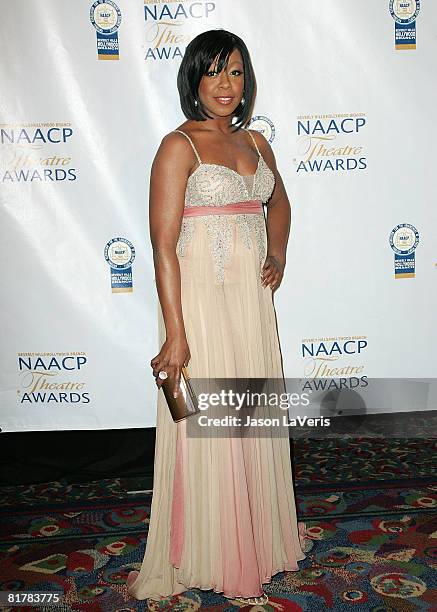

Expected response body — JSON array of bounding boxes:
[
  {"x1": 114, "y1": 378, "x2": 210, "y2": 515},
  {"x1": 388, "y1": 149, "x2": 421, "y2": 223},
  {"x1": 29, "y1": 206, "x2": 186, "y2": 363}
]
[
  {"x1": 104, "y1": 238, "x2": 135, "y2": 269},
  {"x1": 389, "y1": 0, "x2": 420, "y2": 24},
  {"x1": 247, "y1": 116, "x2": 276, "y2": 144},
  {"x1": 389, "y1": 224, "x2": 419, "y2": 255},
  {"x1": 90, "y1": 0, "x2": 122, "y2": 34}
]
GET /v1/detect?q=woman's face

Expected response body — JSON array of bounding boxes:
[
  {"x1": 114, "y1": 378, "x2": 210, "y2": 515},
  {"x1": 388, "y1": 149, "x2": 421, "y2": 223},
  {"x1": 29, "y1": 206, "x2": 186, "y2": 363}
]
[{"x1": 197, "y1": 48, "x2": 245, "y2": 119}]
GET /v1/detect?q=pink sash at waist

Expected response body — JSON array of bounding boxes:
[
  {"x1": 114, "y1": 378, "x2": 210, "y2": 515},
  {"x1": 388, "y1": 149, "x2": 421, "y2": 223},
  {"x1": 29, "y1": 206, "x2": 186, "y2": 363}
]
[{"x1": 183, "y1": 199, "x2": 263, "y2": 217}]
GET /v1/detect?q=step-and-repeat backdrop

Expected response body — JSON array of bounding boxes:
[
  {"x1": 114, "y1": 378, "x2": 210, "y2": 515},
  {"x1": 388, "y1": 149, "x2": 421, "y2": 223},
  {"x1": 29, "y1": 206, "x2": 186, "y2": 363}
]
[{"x1": 1, "y1": 1, "x2": 436, "y2": 431}]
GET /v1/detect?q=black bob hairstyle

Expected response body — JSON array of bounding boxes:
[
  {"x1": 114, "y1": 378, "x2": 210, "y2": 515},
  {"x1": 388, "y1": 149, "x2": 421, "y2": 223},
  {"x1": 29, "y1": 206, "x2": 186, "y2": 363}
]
[{"x1": 177, "y1": 29, "x2": 256, "y2": 132}]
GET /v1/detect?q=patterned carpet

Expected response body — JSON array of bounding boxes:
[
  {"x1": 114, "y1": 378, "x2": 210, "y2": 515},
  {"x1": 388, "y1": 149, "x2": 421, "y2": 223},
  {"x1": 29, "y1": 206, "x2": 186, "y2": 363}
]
[{"x1": 0, "y1": 438, "x2": 436, "y2": 611}]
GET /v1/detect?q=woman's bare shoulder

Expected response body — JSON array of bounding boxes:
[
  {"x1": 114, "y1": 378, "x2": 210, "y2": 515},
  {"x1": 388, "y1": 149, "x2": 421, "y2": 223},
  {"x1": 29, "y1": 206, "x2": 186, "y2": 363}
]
[
  {"x1": 246, "y1": 127, "x2": 276, "y2": 168},
  {"x1": 160, "y1": 128, "x2": 186, "y2": 145},
  {"x1": 155, "y1": 127, "x2": 193, "y2": 159},
  {"x1": 246, "y1": 128, "x2": 270, "y2": 152}
]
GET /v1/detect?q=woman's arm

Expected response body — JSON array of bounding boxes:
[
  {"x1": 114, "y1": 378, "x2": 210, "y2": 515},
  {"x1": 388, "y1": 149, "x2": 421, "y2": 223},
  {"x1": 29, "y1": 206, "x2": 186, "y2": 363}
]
[
  {"x1": 249, "y1": 130, "x2": 291, "y2": 291},
  {"x1": 148, "y1": 132, "x2": 193, "y2": 397}
]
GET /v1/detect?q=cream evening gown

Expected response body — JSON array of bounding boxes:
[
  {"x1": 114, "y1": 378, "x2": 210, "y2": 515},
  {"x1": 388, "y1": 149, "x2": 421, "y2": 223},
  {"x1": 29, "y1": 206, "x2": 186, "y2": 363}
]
[{"x1": 128, "y1": 128, "x2": 306, "y2": 601}]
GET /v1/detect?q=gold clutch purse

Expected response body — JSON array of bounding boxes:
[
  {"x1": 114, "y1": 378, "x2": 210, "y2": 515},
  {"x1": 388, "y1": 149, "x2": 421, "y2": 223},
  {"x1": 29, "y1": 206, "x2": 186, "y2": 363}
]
[{"x1": 161, "y1": 366, "x2": 199, "y2": 422}]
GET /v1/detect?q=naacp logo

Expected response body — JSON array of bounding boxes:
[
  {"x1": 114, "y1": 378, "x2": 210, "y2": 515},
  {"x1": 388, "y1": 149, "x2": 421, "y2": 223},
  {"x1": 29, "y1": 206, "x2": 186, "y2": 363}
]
[
  {"x1": 104, "y1": 237, "x2": 135, "y2": 269},
  {"x1": 389, "y1": 223, "x2": 419, "y2": 278},
  {"x1": 389, "y1": 0, "x2": 420, "y2": 50},
  {"x1": 90, "y1": 0, "x2": 122, "y2": 59},
  {"x1": 295, "y1": 114, "x2": 367, "y2": 173},
  {"x1": 389, "y1": 224, "x2": 419, "y2": 255},
  {"x1": 143, "y1": 1, "x2": 216, "y2": 61},
  {"x1": 0, "y1": 122, "x2": 77, "y2": 184},
  {"x1": 389, "y1": 0, "x2": 420, "y2": 24},
  {"x1": 104, "y1": 237, "x2": 135, "y2": 292},
  {"x1": 247, "y1": 116, "x2": 276, "y2": 144},
  {"x1": 301, "y1": 336, "x2": 368, "y2": 382},
  {"x1": 17, "y1": 353, "x2": 90, "y2": 405},
  {"x1": 90, "y1": 0, "x2": 122, "y2": 34}
]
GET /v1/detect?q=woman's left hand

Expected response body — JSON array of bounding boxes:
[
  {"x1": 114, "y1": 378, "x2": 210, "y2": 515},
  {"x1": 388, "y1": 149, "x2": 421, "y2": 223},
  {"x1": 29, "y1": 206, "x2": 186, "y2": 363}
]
[{"x1": 261, "y1": 255, "x2": 285, "y2": 291}]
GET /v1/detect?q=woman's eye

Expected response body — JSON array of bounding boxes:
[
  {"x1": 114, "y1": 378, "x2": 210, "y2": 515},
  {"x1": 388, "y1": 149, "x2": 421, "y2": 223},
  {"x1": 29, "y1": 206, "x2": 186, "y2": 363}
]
[{"x1": 205, "y1": 69, "x2": 242, "y2": 77}]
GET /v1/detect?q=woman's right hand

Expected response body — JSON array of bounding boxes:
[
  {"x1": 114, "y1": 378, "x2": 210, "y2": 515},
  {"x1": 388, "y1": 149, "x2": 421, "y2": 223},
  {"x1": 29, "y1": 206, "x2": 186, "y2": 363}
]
[{"x1": 150, "y1": 335, "x2": 191, "y2": 398}]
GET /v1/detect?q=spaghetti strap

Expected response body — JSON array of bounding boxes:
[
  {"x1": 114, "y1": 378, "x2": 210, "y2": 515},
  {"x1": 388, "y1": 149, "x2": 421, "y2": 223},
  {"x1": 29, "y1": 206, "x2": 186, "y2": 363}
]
[
  {"x1": 244, "y1": 128, "x2": 261, "y2": 157},
  {"x1": 173, "y1": 129, "x2": 202, "y2": 165}
]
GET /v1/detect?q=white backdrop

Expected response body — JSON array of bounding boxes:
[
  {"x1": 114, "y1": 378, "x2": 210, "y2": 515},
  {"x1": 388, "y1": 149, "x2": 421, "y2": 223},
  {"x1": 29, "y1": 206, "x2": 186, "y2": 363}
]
[{"x1": 1, "y1": 0, "x2": 436, "y2": 431}]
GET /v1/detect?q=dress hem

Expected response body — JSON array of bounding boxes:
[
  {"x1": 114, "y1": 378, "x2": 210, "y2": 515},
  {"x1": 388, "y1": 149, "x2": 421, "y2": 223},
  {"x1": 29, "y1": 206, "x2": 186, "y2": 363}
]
[{"x1": 129, "y1": 553, "x2": 307, "y2": 601}]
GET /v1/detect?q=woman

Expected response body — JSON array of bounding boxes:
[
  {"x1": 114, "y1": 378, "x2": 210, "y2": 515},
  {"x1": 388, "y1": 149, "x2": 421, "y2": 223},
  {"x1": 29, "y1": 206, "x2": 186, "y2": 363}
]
[{"x1": 127, "y1": 29, "x2": 311, "y2": 607}]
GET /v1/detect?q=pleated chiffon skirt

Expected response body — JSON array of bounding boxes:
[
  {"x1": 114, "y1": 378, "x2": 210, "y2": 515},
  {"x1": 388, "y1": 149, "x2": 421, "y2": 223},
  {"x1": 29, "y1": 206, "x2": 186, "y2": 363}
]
[{"x1": 128, "y1": 216, "x2": 306, "y2": 600}]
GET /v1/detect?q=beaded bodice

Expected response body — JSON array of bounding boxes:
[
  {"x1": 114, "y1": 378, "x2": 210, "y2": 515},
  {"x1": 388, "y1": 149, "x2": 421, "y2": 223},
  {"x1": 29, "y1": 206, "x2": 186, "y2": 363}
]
[
  {"x1": 184, "y1": 156, "x2": 274, "y2": 207},
  {"x1": 173, "y1": 128, "x2": 276, "y2": 283}
]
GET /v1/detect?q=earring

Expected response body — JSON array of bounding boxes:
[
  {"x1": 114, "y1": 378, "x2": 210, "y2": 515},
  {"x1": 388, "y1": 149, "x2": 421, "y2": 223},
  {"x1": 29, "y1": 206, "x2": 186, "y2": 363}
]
[
  {"x1": 194, "y1": 99, "x2": 198, "y2": 107},
  {"x1": 241, "y1": 96, "x2": 245, "y2": 106}
]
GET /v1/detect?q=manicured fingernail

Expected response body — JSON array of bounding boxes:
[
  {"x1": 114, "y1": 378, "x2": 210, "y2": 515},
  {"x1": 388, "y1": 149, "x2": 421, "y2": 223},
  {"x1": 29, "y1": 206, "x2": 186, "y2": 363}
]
[{"x1": 173, "y1": 392, "x2": 178, "y2": 398}]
